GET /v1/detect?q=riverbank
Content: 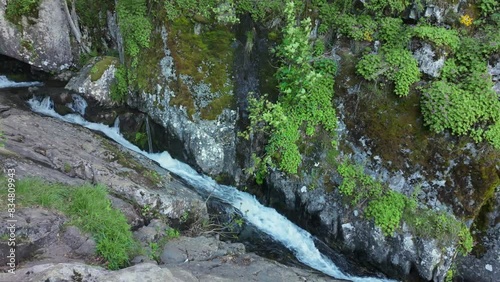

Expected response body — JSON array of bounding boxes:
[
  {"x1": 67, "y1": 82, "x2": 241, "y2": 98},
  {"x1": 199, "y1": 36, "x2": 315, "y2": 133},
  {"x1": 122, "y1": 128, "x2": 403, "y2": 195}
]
[{"x1": 0, "y1": 88, "x2": 340, "y2": 281}]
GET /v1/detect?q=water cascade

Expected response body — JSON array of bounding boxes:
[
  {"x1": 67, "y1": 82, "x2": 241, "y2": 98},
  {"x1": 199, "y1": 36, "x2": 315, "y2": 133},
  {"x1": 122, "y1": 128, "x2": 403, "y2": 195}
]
[
  {"x1": 27, "y1": 95, "x2": 395, "y2": 282},
  {"x1": 0, "y1": 75, "x2": 42, "y2": 88}
]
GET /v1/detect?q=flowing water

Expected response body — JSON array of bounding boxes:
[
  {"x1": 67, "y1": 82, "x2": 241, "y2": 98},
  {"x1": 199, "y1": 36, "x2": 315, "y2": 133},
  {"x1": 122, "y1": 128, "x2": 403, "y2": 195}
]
[
  {"x1": 0, "y1": 75, "x2": 42, "y2": 88},
  {"x1": 27, "y1": 95, "x2": 397, "y2": 282},
  {"x1": 0, "y1": 73, "x2": 397, "y2": 281}
]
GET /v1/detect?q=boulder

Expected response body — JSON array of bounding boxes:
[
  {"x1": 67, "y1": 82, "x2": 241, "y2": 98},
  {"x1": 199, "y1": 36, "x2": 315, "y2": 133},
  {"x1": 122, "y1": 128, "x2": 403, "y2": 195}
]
[
  {"x1": 65, "y1": 57, "x2": 120, "y2": 107},
  {"x1": 0, "y1": 0, "x2": 75, "y2": 72}
]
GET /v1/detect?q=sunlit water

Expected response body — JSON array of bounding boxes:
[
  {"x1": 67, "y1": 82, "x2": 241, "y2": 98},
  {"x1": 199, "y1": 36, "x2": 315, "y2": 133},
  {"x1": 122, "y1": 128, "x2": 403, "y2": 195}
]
[{"x1": 27, "y1": 95, "x2": 396, "y2": 282}]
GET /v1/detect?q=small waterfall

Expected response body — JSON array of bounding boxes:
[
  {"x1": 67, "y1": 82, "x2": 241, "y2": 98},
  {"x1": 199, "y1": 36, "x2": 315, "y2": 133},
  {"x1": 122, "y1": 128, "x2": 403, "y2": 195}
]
[
  {"x1": 28, "y1": 96, "x2": 396, "y2": 282},
  {"x1": 0, "y1": 75, "x2": 42, "y2": 88},
  {"x1": 145, "y1": 116, "x2": 153, "y2": 153},
  {"x1": 66, "y1": 94, "x2": 88, "y2": 116}
]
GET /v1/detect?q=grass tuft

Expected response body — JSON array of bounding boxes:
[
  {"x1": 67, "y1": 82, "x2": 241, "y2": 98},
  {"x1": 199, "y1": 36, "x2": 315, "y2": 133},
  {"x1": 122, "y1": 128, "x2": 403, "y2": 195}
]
[{"x1": 0, "y1": 177, "x2": 137, "y2": 270}]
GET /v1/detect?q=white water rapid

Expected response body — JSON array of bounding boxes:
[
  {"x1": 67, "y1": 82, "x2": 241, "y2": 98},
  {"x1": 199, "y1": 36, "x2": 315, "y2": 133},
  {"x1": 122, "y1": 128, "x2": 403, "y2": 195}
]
[
  {"x1": 28, "y1": 96, "x2": 396, "y2": 282},
  {"x1": 0, "y1": 75, "x2": 42, "y2": 88}
]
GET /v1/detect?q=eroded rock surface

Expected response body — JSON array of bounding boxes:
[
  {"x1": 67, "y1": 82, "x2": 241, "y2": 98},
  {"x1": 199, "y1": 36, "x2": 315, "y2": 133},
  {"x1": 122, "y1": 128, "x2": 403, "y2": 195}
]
[{"x1": 0, "y1": 93, "x2": 208, "y2": 223}]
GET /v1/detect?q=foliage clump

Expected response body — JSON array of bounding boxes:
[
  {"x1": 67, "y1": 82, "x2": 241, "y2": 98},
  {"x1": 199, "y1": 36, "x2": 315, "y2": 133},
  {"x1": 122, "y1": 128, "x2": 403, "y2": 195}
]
[
  {"x1": 337, "y1": 160, "x2": 473, "y2": 254},
  {"x1": 245, "y1": 1, "x2": 338, "y2": 177},
  {"x1": 5, "y1": 0, "x2": 40, "y2": 25}
]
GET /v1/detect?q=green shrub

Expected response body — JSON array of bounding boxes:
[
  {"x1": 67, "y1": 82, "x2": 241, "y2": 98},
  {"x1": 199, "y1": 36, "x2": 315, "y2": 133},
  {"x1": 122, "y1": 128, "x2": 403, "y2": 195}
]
[
  {"x1": 366, "y1": 190, "x2": 406, "y2": 236},
  {"x1": 412, "y1": 25, "x2": 460, "y2": 52},
  {"x1": 356, "y1": 54, "x2": 383, "y2": 81},
  {"x1": 117, "y1": 0, "x2": 152, "y2": 58},
  {"x1": 246, "y1": 1, "x2": 338, "y2": 175},
  {"x1": 5, "y1": 0, "x2": 40, "y2": 25},
  {"x1": 111, "y1": 65, "x2": 128, "y2": 102}
]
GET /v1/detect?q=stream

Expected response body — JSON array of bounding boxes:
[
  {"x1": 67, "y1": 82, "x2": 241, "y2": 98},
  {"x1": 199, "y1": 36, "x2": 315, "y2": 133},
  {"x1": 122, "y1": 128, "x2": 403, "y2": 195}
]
[{"x1": 1, "y1": 76, "x2": 395, "y2": 282}]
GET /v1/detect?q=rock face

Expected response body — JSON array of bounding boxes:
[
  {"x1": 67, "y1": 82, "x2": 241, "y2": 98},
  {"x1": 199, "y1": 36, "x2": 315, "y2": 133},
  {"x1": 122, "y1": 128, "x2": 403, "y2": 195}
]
[
  {"x1": 0, "y1": 0, "x2": 75, "y2": 72},
  {"x1": 0, "y1": 208, "x2": 96, "y2": 269},
  {"x1": 267, "y1": 172, "x2": 455, "y2": 281},
  {"x1": 127, "y1": 26, "x2": 237, "y2": 178},
  {"x1": 456, "y1": 189, "x2": 500, "y2": 282}
]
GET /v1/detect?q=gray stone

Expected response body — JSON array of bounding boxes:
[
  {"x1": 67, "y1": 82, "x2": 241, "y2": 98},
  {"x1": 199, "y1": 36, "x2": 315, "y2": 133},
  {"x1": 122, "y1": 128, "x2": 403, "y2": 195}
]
[
  {"x1": 0, "y1": 96, "x2": 209, "y2": 224},
  {"x1": 0, "y1": 263, "x2": 184, "y2": 282},
  {"x1": 0, "y1": 0, "x2": 74, "y2": 72},
  {"x1": 65, "y1": 57, "x2": 120, "y2": 107},
  {"x1": 109, "y1": 195, "x2": 144, "y2": 229},
  {"x1": 62, "y1": 226, "x2": 96, "y2": 257},
  {"x1": 413, "y1": 43, "x2": 445, "y2": 78}
]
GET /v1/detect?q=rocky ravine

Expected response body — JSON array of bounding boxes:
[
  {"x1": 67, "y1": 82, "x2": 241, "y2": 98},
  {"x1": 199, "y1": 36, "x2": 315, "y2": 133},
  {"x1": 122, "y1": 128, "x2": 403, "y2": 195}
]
[{"x1": 0, "y1": 92, "x2": 337, "y2": 282}]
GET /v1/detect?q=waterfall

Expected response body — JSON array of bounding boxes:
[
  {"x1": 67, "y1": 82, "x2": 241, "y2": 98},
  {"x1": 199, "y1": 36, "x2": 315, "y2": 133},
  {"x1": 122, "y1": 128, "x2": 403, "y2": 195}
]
[
  {"x1": 66, "y1": 94, "x2": 88, "y2": 116},
  {"x1": 28, "y1": 96, "x2": 396, "y2": 282},
  {"x1": 145, "y1": 116, "x2": 153, "y2": 153},
  {"x1": 0, "y1": 75, "x2": 42, "y2": 88}
]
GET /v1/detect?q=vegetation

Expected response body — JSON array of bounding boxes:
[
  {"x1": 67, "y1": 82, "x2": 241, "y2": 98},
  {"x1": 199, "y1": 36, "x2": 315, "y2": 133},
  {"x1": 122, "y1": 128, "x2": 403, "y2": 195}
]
[
  {"x1": 0, "y1": 177, "x2": 137, "y2": 269},
  {"x1": 244, "y1": 1, "x2": 338, "y2": 177},
  {"x1": 90, "y1": 57, "x2": 119, "y2": 82},
  {"x1": 337, "y1": 160, "x2": 474, "y2": 255},
  {"x1": 5, "y1": 0, "x2": 40, "y2": 25}
]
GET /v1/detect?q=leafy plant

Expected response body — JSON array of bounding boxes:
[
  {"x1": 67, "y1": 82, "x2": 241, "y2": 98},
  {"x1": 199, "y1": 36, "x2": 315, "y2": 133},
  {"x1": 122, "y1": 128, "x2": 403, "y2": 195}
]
[
  {"x1": 245, "y1": 1, "x2": 339, "y2": 176},
  {"x1": 412, "y1": 25, "x2": 460, "y2": 52},
  {"x1": 5, "y1": 0, "x2": 40, "y2": 25}
]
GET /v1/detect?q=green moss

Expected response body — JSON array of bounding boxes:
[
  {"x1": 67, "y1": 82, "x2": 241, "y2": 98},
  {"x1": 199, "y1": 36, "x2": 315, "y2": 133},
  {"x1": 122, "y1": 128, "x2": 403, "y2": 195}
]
[
  {"x1": 169, "y1": 81, "x2": 196, "y2": 118},
  {"x1": 164, "y1": 17, "x2": 236, "y2": 120},
  {"x1": 135, "y1": 29, "x2": 164, "y2": 92},
  {"x1": 91, "y1": 57, "x2": 119, "y2": 82},
  {"x1": 168, "y1": 17, "x2": 235, "y2": 111},
  {"x1": 200, "y1": 93, "x2": 235, "y2": 120}
]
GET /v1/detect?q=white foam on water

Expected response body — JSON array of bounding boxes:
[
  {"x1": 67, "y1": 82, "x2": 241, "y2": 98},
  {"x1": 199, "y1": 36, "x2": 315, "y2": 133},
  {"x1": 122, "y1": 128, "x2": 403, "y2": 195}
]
[
  {"x1": 28, "y1": 96, "x2": 397, "y2": 282},
  {"x1": 0, "y1": 75, "x2": 42, "y2": 88}
]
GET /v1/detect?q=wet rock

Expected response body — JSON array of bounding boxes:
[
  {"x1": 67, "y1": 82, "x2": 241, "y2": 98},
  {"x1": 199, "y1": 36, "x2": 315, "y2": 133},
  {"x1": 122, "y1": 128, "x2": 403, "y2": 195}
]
[
  {"x1": 0, "y1": 98, "x2": 209, "y2": 225},
  {"x1": 65, "y1": 57, "x2": 119, "y2": 107},
  {"x1": 0, "y1": 0, "x2": 74, "y2": 72},
  {"x1": 127, "y1": 27, "x2": 237, "y2": 177}
]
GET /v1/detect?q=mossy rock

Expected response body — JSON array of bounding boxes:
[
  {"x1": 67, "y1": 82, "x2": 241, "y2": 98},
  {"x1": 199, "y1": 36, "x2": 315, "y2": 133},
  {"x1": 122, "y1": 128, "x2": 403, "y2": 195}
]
[
  {"x1": 90, "y1": 56, "x2": 119, "y2": 82},
  {"x1": 166, "y1": 17, "x2": 236, "y2": 120},
  {"x1": 200, "y1": 93, "x2": 235, "y2": 120}
]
